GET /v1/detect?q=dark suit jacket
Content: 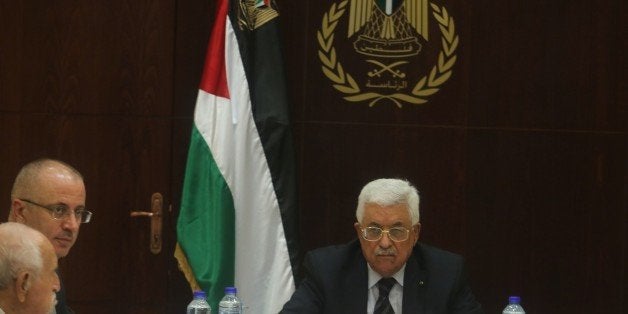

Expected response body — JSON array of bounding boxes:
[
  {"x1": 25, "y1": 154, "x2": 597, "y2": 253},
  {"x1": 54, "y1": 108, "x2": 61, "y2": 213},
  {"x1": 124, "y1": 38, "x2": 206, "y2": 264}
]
[
  {"x1": 281, "y1": 240, "x2": 483, "y2": 314},
  {"x1": 55, "y1": 270, "x2": 73, "y2": 314}
]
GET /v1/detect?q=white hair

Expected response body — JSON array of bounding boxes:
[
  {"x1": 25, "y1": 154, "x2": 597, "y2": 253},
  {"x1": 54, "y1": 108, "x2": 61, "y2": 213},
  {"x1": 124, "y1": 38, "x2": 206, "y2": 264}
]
[
  {"x1": 356, "y1": 178, "x2": 420, "y2": 225},
  {"x1": 0, "y1": 222, "x2": 45, "y2": 289}
]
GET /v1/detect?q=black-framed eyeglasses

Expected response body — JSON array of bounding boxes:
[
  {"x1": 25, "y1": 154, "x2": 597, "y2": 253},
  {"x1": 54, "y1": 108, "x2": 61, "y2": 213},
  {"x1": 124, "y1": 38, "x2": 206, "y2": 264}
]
[
  {"x1": 19, "y1": 198, "x2": 92, "y2": 224},
  {"x1": 361, "y1": 226, "x2": 410, "y2": 242}
]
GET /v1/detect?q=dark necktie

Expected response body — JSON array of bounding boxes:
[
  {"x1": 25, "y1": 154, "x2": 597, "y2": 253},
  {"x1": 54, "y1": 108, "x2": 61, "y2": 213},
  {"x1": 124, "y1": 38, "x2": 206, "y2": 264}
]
[{"x1": 374, "y1": 277, "x2": 396, "y2": 314}]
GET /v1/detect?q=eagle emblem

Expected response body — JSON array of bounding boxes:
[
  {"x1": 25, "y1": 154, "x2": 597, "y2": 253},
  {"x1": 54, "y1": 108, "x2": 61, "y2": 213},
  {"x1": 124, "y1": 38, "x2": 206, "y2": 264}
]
[
  {"x1": 348, "y1": 0, "x2": 429, "y2": 57},
  {"x1": 238, "y1": 0, "x2": 279, "y2": 30},
  {"x1": 317, "y1": 0, "x2": 459, "y2": 107}
]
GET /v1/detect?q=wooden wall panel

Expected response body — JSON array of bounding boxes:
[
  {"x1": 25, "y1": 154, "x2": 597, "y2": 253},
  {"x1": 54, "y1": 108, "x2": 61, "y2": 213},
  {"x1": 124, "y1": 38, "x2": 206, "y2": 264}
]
[
  {"x1": 1, "y1": 0, "x2": 625, "y2": 313},
  {"x1": 0, "y1": 1, "x2": 174, "y2": 116},
  {"x1": 281, "y1": 0, "x2": 626, "y2": 313},
  {"x1": 466, "y1": 0, "x2": 622, "y2": 131},
  {"x1": 465, "y1": 131, "x2": 625, "y2": 312}
]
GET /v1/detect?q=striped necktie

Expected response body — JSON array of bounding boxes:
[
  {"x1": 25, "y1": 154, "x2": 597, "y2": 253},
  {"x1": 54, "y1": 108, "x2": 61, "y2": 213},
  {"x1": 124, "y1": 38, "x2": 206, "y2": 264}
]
[{"x1": 374, "y1": 277, "x2": 396, "y2": 314}]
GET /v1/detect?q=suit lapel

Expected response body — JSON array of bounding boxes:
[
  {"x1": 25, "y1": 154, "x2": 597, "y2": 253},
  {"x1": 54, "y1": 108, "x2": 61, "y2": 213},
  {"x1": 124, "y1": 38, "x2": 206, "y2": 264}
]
[
  {"x1": 343, "y1": 248, "x2": 369, "y2": 313},
  {"x1": 402, "y1": 246, "x2": 427, "y2": 313}
]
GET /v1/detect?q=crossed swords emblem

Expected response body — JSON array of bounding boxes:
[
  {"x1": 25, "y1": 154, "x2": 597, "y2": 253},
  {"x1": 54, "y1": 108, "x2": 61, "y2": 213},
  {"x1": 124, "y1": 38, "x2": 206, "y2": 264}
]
[{"x1": 367, "y1": 60, "x2": 408, "y2": 78}]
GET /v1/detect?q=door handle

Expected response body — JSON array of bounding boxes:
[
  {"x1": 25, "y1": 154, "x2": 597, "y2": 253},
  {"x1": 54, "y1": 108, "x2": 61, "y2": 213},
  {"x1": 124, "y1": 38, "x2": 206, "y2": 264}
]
[{"x1": 130, "y1": 192, "x2": 163, "y2": 254}]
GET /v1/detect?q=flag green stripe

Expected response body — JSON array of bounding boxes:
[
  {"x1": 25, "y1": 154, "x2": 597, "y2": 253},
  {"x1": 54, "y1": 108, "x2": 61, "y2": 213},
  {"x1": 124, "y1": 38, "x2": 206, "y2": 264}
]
[{"x1": 177, "y1": 125, "x2": 235, "y2": 307}]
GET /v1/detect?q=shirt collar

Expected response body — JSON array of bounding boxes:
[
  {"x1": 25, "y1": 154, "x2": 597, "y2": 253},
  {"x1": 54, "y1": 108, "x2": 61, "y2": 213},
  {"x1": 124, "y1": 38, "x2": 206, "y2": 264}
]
[{"x1": 367, "y1": 263, "x2": 406, "y2": 289}]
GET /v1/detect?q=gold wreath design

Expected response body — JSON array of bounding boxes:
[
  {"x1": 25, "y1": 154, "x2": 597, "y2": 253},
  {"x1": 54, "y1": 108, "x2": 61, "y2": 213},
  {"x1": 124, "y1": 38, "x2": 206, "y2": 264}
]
[{"x1": 317, "y1": 1, "x2": 459, "y2": 107}]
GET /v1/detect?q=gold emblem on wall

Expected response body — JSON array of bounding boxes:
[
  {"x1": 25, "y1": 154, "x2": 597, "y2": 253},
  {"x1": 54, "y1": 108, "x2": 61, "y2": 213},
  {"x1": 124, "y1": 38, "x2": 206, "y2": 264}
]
[{"x1": 317, "y1": 0, "x2": 459, "y2": 107}]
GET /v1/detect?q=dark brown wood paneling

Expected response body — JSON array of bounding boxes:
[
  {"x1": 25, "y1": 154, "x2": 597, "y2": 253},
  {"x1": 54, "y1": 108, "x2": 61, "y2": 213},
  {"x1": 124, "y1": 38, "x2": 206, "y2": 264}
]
[
  {"x1": 281, "y1": 1, "x2": 626, "y2": 313},
  {"x1": 1, "y1": 0, "x2": 625, "y2": 313},
  {"x1": 465, "y1": 131, "x2": 626, "y2": 313},
  {"x1": 466, "y1": 1, "x2": 622, "y2": 131},
  {"x1": 1, "y1": 0, "x2": 178, "y2": 313},
  {"x1": 1, "y1": 2, "x2": 174, "y2": 117}
]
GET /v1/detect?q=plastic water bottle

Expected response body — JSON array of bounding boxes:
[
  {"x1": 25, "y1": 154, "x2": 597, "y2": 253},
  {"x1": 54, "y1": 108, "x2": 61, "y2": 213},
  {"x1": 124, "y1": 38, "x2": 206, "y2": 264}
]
[
  {"x1": 218, "y1": 287, "x2": 242, "y2": 314},
  {"x1": 187, "y1": 290, "x2": 211, "y2": 314},
  {"x1": 502, "y1": 296, "x2": 525, "y2": 314}
]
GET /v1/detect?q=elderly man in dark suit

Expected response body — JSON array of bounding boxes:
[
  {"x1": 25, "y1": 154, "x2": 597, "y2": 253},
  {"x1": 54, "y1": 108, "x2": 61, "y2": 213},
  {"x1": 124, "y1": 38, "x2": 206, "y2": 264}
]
[{"x1": 281, "y1": 178, "x2": 483, "y2": 314}]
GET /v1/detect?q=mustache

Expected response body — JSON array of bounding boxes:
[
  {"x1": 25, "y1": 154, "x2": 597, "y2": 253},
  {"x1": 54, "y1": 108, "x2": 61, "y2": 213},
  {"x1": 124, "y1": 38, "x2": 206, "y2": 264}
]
[
  {"x1": 375, "y1": 247, "x2": 397, "y2": 256},
  {"x1": 59, "y1": 230, "x2": 75, "y2": 238}
]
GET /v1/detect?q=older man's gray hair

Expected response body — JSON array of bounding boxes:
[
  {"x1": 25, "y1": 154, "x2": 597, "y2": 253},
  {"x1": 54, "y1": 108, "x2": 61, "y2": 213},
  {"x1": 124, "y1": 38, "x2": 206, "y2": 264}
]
[{"x1": 0, "y1": 222, "x2": 45, "y2": 289}]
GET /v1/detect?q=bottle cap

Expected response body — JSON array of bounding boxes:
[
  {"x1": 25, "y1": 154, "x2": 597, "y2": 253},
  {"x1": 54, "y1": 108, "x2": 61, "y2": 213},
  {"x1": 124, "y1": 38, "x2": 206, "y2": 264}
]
[
  {"x1": 225, "y1": 286, "x2": 237, "y2": 294},
  {"x1": 508, "y1": 296, "x2": 521, "y2": 304},
  {"x1": 194, "y1": 290, "x2": 207, "y2": 299}
]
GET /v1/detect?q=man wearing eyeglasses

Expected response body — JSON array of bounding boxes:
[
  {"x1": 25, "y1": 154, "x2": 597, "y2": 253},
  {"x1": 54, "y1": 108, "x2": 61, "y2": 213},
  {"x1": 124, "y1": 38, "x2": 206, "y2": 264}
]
[
  {"x1": 7, "y1": 158, "x2": 91, "y2": 314},
  {"x1": 281, "y1": 178, "x2": 483, "y2": 314}
]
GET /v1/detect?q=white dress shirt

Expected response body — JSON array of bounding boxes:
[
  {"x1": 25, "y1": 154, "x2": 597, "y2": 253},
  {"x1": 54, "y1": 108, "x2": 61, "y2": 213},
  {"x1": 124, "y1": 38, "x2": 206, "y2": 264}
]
[{"x1": 367, "y1": 264, "x2": 406, "y2": 313}]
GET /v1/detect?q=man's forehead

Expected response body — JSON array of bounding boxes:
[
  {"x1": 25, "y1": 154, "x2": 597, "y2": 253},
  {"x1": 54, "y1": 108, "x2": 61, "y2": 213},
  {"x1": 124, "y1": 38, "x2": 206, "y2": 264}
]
[
  {"x1": 38, "y1": 166, "x2": 82, "y2": 182},
  {"x1": 35, "y1": 170, "x2": 85, "y2": 193}
]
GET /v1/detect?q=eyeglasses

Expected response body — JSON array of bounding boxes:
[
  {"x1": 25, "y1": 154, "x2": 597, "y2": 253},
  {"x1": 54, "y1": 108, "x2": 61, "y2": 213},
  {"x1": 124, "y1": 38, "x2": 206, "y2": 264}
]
[
  {"x1": 361, "y1": 226, "x2": 410, "y2": 242},
  {"x1": 19, "y1": 198, "x2": 92, "y2": 223}
]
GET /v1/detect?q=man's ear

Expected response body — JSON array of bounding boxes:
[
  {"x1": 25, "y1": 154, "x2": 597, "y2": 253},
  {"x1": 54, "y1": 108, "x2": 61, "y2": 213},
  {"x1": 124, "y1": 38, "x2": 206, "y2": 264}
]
[
  {"x1": 9, "y1": 199, "x2": 26, "y2": 223},
  {"x1": 14, "y1": 271, "x2": 31, "y2": 302},
  {"x1": 413, "y1": 223, "x2": 421, "y2": 245},
  {"x1": 354, "y1": 222, "x2": 362, "y2": 236}
]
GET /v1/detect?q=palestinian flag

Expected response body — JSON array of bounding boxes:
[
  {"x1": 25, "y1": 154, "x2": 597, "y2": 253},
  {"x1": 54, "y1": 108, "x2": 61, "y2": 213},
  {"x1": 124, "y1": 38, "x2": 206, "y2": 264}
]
[{"x1": 174, "y1": 0, "x2": 299, "y2": 312}]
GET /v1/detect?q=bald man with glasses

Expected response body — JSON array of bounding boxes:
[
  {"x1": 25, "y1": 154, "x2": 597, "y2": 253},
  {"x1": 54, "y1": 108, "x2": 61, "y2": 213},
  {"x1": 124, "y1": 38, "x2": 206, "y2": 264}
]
[
  {"x1": 281, "y1": 178, "x2": 483, "y2": 314},
  {"x1": 8, "y1": 158, "x2": 92, "y2": 314}
]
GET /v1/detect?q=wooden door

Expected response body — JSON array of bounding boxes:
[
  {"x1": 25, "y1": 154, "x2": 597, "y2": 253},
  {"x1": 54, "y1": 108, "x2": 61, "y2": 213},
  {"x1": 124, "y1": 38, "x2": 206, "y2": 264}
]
[{"x1": 0, "y1": 0, "x2": 213, "y2": 312}]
